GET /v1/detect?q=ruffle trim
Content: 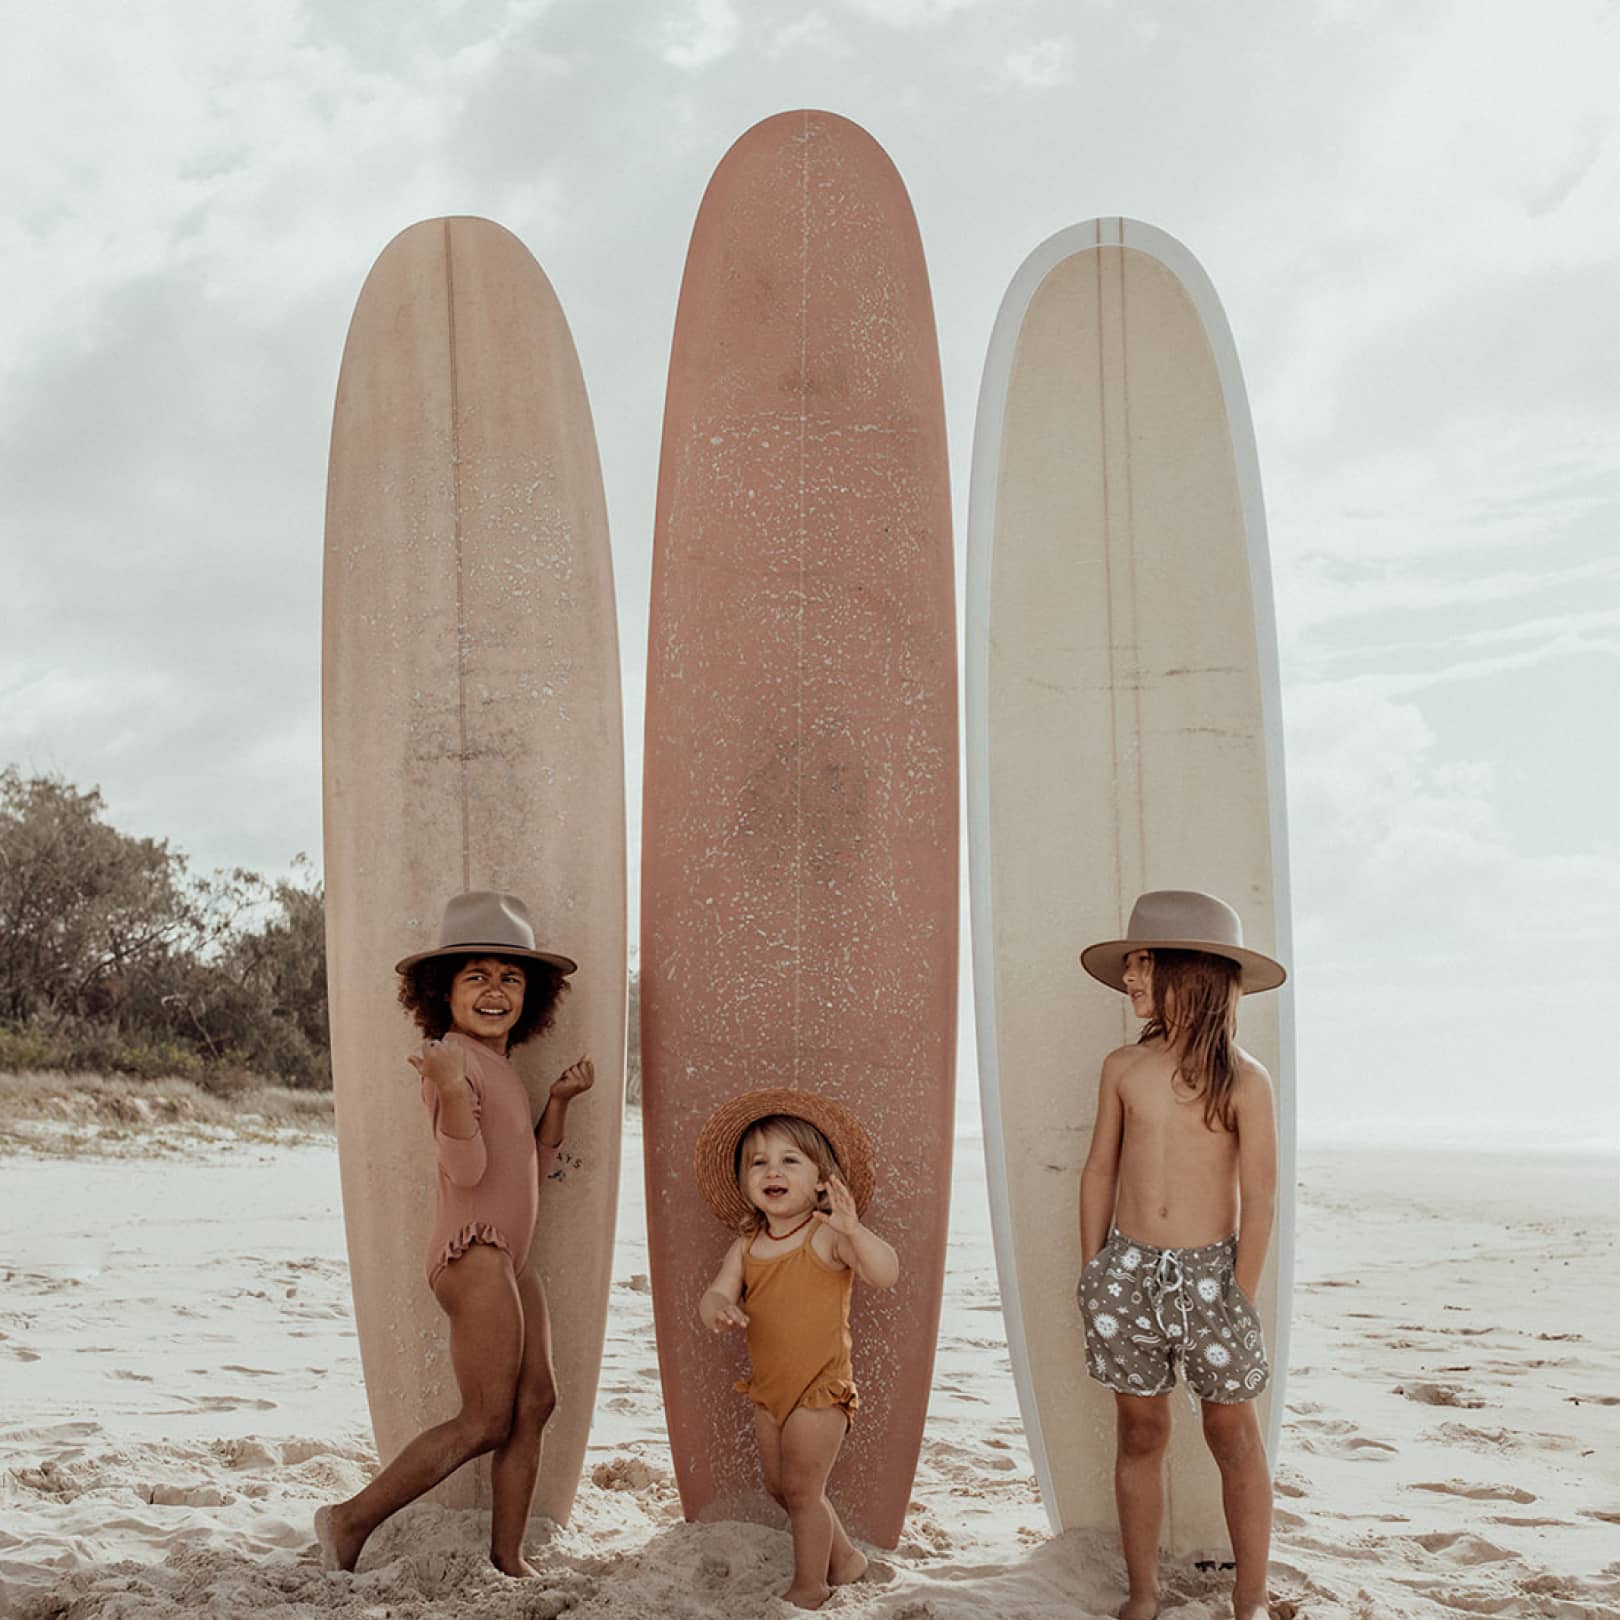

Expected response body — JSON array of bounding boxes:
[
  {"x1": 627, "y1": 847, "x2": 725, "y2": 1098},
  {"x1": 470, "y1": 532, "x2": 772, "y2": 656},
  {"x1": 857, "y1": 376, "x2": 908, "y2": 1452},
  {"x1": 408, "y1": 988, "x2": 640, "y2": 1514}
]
[
  {"x1": 734, "y1": 1376, "x2": 860, "y2": 1419},
  {"x1": 428, "y1": 1221, "x2": 512, "y2": 1285}
]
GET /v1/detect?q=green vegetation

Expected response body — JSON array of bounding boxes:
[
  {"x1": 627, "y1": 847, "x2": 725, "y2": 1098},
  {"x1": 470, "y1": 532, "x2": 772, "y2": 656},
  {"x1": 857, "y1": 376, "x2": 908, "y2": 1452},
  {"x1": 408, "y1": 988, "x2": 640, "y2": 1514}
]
[{"x1": 0, "y1": 768, "x2": 329, "y2": 1089}]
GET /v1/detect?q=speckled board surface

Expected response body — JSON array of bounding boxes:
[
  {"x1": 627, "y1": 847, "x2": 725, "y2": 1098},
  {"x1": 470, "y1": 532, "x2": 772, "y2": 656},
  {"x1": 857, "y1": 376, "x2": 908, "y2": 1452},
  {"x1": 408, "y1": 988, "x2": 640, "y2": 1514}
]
[
  {"x1": 641, "y1": 111, "x2": 957, "y2": 1550},
  {"x1": 966, "y1": 219, "x2": 1295, "y2": 1557},
  {"x1": 323, "y1": 216, "x2": 626, "y2": 1523}
]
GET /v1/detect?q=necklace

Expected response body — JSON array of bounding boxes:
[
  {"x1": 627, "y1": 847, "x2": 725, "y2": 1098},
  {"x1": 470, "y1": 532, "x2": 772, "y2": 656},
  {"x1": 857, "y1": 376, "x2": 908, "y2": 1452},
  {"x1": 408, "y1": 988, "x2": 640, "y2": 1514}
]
[{"x1": 763, "y1": 1210, "x2": 816, "y2": 1243}]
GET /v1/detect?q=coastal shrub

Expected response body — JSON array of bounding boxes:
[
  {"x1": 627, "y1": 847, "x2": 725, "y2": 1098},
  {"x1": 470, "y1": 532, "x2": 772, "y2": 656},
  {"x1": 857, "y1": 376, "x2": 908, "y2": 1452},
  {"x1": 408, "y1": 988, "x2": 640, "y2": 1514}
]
[{"x1": 0, "y1": 769, "x2": 331, "y2": 1090}]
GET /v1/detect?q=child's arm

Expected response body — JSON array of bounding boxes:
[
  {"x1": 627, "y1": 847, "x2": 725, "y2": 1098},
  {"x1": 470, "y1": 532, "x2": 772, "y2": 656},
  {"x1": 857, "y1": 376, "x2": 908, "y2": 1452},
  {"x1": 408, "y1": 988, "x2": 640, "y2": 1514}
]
[
  {"x1": 818, "y1": 1176, "x2": 900, "y2": 1289},
  {"x1": 536, "y1": 1057, "x2": 594, "y2": 1148},
  {"x1": 409, "y1": 1039, "x2": 487, "y2": 1186},
  {"x1": 1231, "y1": 1057, "x2": 1278, "y2": 1300},
  {"x1": 699, "y1": 1238, "x2": 750, "y2": 1332},
  {"x1": 1077, "y1": 1052, "x2": 1126, "y2": 1266}
]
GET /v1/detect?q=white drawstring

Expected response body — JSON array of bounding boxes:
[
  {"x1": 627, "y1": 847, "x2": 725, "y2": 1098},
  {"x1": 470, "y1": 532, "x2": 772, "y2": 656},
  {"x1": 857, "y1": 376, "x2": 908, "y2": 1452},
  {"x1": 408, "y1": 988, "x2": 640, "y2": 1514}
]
[{"x1": 1145, "y1": 1248, "x2": 1200, "y2": 1412}]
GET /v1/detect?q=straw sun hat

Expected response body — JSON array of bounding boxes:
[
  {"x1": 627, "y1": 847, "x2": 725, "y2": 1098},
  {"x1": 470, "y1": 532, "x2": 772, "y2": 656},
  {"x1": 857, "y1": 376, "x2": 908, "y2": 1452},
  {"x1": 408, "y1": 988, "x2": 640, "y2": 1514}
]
[
  {"x1": 693, "y1": 1087, "x2": 876, "y2": 1229},
  {"x1": 1079, "y1": 889, "x2": 1286, "y2": 995},
  {"x1": 394, "y1": 890, "x2": 578, "y2": 976}
]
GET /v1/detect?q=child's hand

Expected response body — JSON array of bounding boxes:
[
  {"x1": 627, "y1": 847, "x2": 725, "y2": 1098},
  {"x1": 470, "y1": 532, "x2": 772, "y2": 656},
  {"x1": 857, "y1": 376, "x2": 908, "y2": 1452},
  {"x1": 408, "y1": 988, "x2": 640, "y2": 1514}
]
[
  {"x1": 704, "y1": 1299, "x2": 750, "y2": 1333},
  {"x1": 407, "y1": 1038, "x2": 465, "y2": 1092},
  {"x1": 814, "y1": 1175, "x2": 862, "y2": 1238},
  {"x1": 550, "y1": 1057, "x2": 594, "y2": 1102}
]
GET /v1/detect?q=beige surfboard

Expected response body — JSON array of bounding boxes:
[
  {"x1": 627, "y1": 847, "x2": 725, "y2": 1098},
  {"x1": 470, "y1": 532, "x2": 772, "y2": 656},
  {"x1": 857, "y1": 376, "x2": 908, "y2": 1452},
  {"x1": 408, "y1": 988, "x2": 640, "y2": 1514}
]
[
  {"x1": 323, "y1": 215, "x2": 626, "y2": 1522},
  {"x1": 967, "y1": 218, "x2": 1295, "y2": 1557}
]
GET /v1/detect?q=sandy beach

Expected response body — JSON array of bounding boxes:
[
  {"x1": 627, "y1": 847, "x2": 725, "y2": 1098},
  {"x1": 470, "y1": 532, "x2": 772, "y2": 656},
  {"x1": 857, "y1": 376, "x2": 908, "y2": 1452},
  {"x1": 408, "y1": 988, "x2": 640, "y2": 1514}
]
[{"x1": 0, "y1": 1106, "x2": 1614, "y2": 1619}]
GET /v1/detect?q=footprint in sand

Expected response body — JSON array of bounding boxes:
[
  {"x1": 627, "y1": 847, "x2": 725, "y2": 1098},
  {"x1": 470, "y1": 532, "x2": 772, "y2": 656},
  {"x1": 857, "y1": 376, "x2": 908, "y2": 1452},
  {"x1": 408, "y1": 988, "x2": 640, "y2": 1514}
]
[
  {"x1": 1430, "y1": 1421, "x2": 1584, "y2": 1456},
  {"x1": 1410, "y1": 1479, "x2": 1535, "y2": 1504},
  {"x1": 158, "y1": 1395, "x2": 277, "y2": 1414},
  {"x1": 1409, "y1": 1530, "x2": 1517, "y2": 1565},
  {"x1": 1395, "y1": 1381, "x2": 1486, "y2": 1408},
  {"x1": 1288, "y1": 1418, "x2": 1397, "y2": 1460},
  {"x1": 148, "y1": 1483, "x2": 232, "y2": 1507}
]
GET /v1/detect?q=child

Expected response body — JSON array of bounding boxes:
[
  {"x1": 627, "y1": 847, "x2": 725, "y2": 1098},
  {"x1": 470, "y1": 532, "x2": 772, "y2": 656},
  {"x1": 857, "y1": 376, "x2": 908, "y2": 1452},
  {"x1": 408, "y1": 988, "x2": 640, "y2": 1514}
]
[
  {"x1": 316, "y1": 890, "x2": 594, "y2": 1579},
  {"x1": 1076, "y1": 890, "x2": 1286, "y2": 1620},
  {"x1": 694, "y1": 1088, "x2": 899, "y2": 1611}
]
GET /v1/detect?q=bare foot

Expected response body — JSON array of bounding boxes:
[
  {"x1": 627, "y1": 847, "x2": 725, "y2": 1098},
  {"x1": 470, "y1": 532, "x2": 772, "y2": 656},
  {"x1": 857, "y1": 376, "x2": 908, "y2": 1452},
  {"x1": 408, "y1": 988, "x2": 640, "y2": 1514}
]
[
  {"x1": 1232, "y1": 1598, "x2": 1268, "y2": 1620},
  {"x1": 784, "y1": 1580, "x2": 832, "y2": 1610},
  {"x1": 492, "y1": 1552, "x2": 540, "y2": 1578},
  {"x1": 314, "y1": 1503, "x2": 366, "y2": 1573},
  {"x1": 829, "y1": 1545, "x2": 868, "y2": 1586},
  {"x1": 1117, "y1": 1597, "x2": 1160, "y2": 1620}
]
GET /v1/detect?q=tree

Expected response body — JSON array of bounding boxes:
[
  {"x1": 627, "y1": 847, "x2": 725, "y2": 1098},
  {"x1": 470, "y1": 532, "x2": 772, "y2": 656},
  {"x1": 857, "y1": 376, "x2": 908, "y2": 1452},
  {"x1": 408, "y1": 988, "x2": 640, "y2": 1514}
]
[
  {"x1": 0, "y1": 768, "x2": 331, "y2": 1087},
  {"x1": 0, "y1": 769, "x2": 200, "y2": 1026}
]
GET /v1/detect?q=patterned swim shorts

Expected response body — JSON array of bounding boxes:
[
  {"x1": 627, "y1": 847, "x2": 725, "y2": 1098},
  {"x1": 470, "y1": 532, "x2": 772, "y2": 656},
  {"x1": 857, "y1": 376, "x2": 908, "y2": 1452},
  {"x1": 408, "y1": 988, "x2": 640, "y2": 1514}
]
[{"x1": 1077, "y1": 1228, "x2": 1268, "y2": 1404}]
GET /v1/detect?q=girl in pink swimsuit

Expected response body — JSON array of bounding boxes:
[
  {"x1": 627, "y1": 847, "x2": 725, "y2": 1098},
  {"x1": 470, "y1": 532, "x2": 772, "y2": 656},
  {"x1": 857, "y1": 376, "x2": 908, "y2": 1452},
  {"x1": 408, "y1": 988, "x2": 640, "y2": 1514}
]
[{"x1": 316, "y1": 891, "x2": 593, "y2": 1580}]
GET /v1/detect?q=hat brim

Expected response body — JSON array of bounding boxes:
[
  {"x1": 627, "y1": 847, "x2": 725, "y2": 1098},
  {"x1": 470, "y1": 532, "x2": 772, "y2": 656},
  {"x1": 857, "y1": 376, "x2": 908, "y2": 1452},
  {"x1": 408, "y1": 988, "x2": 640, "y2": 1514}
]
[
  {"x1": 1078, "y1": 938, "x2": 1286, "y2": 995},
  {"x1": 393, "y1": 942, "x2": 579, "y2": 976},
  {"x1": 693, "y1": 1087, "x2": 876, "y2": 1230}
]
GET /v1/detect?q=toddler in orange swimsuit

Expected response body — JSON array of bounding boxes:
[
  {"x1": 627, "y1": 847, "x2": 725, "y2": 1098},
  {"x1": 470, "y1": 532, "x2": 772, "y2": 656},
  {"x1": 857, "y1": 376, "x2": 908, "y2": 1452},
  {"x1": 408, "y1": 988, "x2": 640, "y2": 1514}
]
[
  {"x1": 696, "y1": 1088, "x2": 899, "y2": 1612},
  {"x1": 316, "y1": 891, "x2": 594, "y2": 1580}
]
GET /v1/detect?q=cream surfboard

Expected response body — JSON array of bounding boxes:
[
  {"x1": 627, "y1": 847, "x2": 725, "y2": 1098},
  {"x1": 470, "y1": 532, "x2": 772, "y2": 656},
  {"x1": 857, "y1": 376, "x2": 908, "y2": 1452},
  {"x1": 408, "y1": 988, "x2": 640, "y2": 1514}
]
[
  {"x1": 641, "y1": 110, "x2": 958, "y2": 1550},
  {"x1": 323, "y1": 216, "x2": 626, "y2": 1523},
  {"x1": 967, "y1": 218, "x2": 1295, "y2": 1557}
]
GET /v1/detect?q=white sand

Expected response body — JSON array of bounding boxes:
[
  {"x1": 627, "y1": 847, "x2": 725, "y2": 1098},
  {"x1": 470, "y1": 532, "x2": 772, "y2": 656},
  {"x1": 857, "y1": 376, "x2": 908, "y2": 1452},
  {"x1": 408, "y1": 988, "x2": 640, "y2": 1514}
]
[{"x1": 0, "y1": 1115, "x2": 1615, "y2": 1619}]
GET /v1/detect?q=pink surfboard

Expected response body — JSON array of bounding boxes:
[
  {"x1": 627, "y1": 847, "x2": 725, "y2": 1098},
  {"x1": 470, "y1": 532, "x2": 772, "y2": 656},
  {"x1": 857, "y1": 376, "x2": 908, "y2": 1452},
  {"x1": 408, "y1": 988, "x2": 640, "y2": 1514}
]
[{"x1": 640, "y1": 110, "x2": 957, "y2": 1550}]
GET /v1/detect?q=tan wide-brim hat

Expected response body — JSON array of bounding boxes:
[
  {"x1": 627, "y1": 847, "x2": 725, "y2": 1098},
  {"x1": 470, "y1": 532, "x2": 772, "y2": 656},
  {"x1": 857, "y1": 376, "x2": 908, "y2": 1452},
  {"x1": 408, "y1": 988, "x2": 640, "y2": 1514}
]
[
  {"x1": 394, "y1": 890, "x2": 578, "y2": 976},
  {"x1": 693, "y1": 1087, "x2": 876, "y2": 1229},
  {"x1": 1079, "y1": 889, "x2": 1286, "y2": 995}
]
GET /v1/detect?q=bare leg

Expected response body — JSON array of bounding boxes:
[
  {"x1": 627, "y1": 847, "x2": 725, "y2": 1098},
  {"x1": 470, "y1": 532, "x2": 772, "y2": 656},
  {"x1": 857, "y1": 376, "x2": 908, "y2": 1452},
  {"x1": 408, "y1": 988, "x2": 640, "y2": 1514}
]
[
  {"x1": 777, "y1": 1405, "x2": 853, "y2": 1610},
  {"x1": 754, "y1": 1404, "x2": 786, "y2": 1508},
  {"x1": 1201, "y1": 1400, "x2": 1271, "y2": 1620},
  {"x1": 753, "y1": 1407, "x2": 865, "y2": 1590},
  {"x1": 1114, "y1": 1392, "x2": 1170, "y2": 1620},
  {"x1": 488, "y1": 1265, "x2": 557, "y2": 1576},
  {"x1": 318, "y1": 1246, "x2": 523, "y2": 1571}
]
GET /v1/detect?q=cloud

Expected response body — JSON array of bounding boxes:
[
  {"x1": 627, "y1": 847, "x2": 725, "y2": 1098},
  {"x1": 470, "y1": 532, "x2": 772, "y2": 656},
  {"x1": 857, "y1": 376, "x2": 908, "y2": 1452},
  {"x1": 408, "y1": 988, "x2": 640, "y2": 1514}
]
[
  {"x1": 765, "y1": 11, "x2": 850, "y2": 58},
  {"x1": 1000, "y1": 38, "x2": 1071, "y2": 88},
  {"x1": 1281, "y1": 672, "x2": 1616, "y2": 1137},
  {"x1": 835, "y1": 0, "x2": 989, "y2": 25},
  {"x1": 0, "y1": 0, "x2": 1613, "y2": 1142},
  {"x1": 656, "y1": 0, "x2": 741, "y2": 68},
  {"x1": 1276, "y1": 558, "x2": 1616, "y2": 638},
  {"x1": 1283, "y1": 677, "x2": 1615, "y2": 962}
]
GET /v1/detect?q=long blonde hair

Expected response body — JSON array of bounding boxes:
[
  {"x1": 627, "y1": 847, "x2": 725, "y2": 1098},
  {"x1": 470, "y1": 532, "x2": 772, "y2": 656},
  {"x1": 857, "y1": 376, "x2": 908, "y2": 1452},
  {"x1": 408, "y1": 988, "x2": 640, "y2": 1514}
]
[
  {"x1": 734, "y1": 1115, "x2": 841, "y2": 1234},
  {"x1": 1138, "y1": 949, "x2": 1243, "y2": 1132}
]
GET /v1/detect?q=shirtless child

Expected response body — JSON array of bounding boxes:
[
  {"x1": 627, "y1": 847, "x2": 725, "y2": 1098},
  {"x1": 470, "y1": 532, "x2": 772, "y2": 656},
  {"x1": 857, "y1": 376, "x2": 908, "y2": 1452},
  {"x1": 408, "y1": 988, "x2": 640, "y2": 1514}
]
[{"x1": 1076, "y1": 890, "x2": 1287, "y2": 1620}]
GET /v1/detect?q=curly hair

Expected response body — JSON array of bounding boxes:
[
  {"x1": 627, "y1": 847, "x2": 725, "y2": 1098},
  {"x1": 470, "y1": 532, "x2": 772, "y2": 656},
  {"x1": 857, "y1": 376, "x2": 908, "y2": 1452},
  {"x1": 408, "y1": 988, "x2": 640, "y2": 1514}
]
[
  {"x1": 397, "y1": 953, "x2": 568, "y2": 1049},
  {"x1": 1138, "y1": 948, "x2": 1243, "y2": 1133}
]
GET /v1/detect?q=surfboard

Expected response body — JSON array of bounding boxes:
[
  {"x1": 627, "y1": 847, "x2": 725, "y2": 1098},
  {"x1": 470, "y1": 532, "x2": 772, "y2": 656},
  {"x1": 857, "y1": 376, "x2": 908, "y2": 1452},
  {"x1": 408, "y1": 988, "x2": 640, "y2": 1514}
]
[
  {"x1": 640, "y1": 110, "x2": 957, "y2": 1551},
  {"x1": 323, "y1": 215, "x2": 626, "y2": 1524},
  {"x1": 966, "y1": 218, "x2": 1295, "y2": 1558}
]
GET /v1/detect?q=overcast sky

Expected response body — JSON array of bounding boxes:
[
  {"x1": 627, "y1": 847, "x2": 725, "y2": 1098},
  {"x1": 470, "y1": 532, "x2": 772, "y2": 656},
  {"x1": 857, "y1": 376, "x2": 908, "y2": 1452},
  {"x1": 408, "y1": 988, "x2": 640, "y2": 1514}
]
[{"x1": 3, "y1": 0, "x2": 1615, "y2": 1146}]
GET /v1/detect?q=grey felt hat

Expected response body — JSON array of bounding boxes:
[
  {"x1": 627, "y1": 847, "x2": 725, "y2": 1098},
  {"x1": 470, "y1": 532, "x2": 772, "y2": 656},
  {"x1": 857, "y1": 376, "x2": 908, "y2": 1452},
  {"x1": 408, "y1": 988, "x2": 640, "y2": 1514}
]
[
  {"x1": 394, "y1": 890, "x2": 577, "y2": 976},
  {"x1": 1079, "y1": 889, "x2": 1285, "y2": 995}
]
